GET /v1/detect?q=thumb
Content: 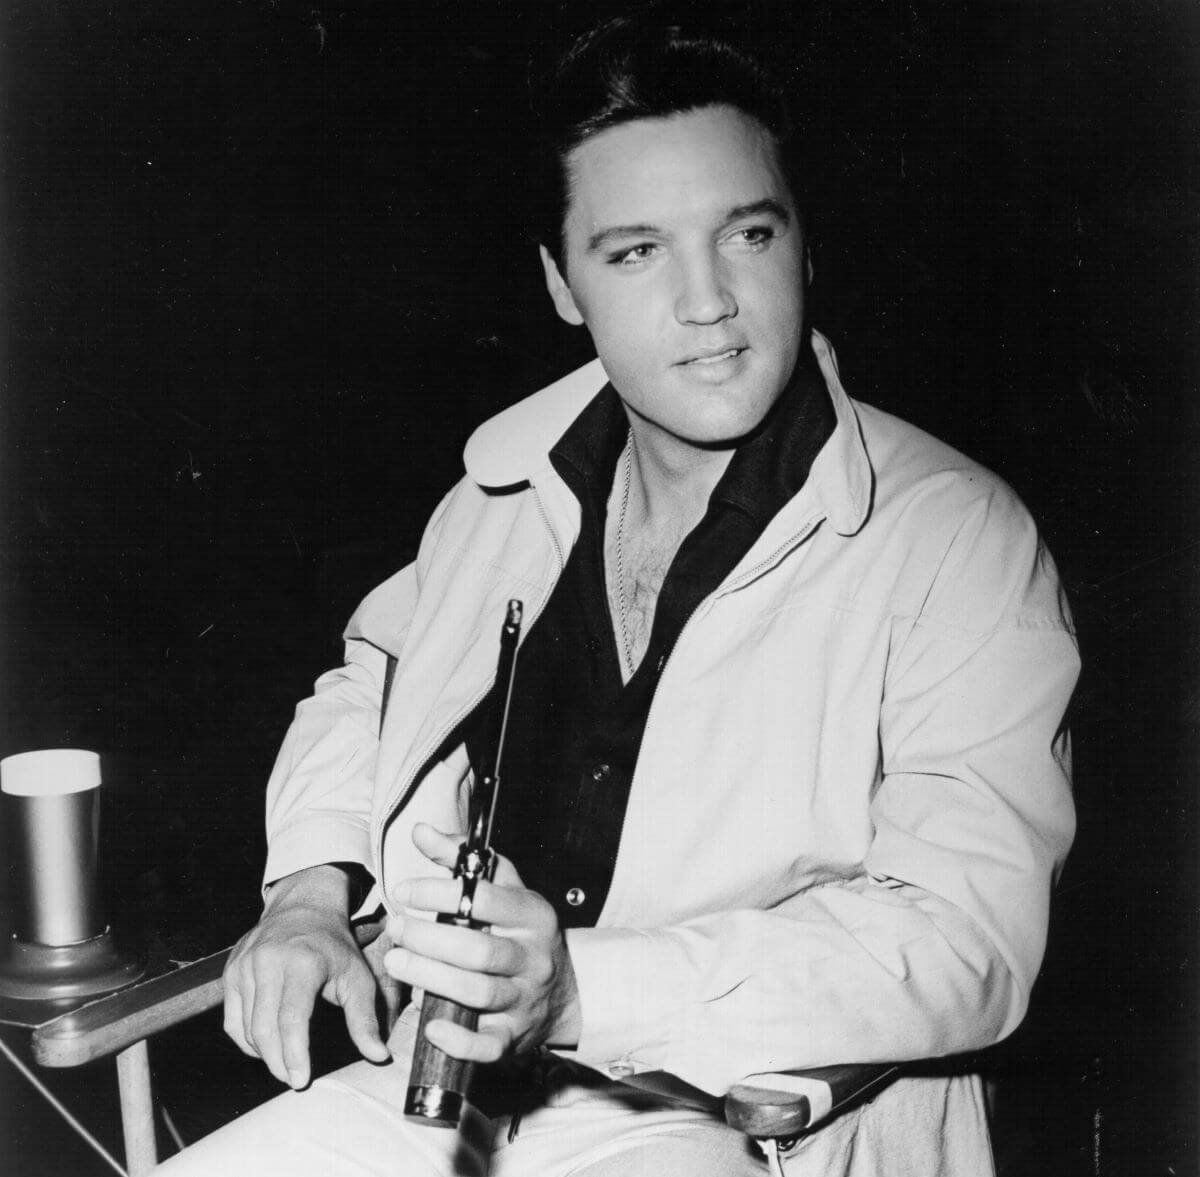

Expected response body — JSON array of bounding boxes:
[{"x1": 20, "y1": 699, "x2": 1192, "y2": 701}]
[
  {"x1": 411, "y1": 822, "x2": 465, "y2": 870},
  {"x1": 413, "y1": 823, "x2": 526, "y2": 888},
  {"x1": 335, "y1": 964, "x2": 391, "y2": 1064}
]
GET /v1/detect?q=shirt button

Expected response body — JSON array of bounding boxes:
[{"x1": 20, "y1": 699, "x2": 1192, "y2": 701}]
[
  {"x1": 565, "y1": 887, "x2": 586, "y2": 907},
  {"x1": 608, "y1": 1061, "x2": 635, "y2": 1079},
  {"x1": 591, "y1": 762, "x2": 611, "y2": 782}
]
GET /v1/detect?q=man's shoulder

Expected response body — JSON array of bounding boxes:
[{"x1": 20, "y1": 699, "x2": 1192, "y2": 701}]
[
  {"x1": 841, "y1": 400, "x2": 1072, "y2": 635},
  {"x1": 855, "y1": 398, "x2": 1029, "y2": 524}
]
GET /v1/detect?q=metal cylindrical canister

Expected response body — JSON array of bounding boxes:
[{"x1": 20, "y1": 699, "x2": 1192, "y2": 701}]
[{"x1": 1, "y1": 749, "x2": 105, "y2": 946}]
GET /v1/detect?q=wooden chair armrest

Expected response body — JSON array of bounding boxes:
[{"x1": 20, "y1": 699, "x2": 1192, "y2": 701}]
[
  {"x1": 725, "y1": 1062, "x2": 900, "y2": 1139},
  {"x1": 32, "y1": 947, "x2": 233, "y2": 1068}
]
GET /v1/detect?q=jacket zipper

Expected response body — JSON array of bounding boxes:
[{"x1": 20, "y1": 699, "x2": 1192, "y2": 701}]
[
  {"x1": 620, "y1": 512, "x2": 824, "y2": 849},
  {"x1": 714, "y1": 511, "x2": 823, "y2": 600},
  {"x1": 530, "y1": 481, "x2": 567, "y2": 574},
  {"x1": 373, "y1": 483, "x2": 567, "y2": 906}
]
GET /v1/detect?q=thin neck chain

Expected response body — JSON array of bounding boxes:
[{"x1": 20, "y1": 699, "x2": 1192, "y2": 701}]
[{"x1": 614, "y1": 437, "x2": 636, "y2": 679}]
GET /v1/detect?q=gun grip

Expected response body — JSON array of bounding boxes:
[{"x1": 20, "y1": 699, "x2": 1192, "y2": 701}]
[{"x1": 404, "y1": 991, "x2": 479, "y2": 1126}]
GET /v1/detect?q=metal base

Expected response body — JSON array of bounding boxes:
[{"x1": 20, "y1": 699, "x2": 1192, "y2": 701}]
[
  {"x1": 404, "y1": 1084, "x2": 465, "y2": 1128},
  {"x1": 0, "y1": 929, "x2": 144, "y2": 1001}
]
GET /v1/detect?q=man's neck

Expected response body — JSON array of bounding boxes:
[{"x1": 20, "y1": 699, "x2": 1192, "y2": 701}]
[{"x1": 624, "y1": 414, "x2": 736, "y2": 534}]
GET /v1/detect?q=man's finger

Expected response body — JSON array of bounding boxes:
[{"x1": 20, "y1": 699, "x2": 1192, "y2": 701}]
[
  {"x1": 423, "y1": 1015, "x2": 510, "y2": 1065},
  {"x1": 390, "y1": 876, "x2": 461, "y2": 916},
  {"x1": 276, "y1": 974, "x2": 320, "y2": 1088},
  {"x1": 391, "y1": 877, "x2": 532, "y2": 931},
  {"x1": 394, "y1": 916, "x2": 523, "y2": 976},
  {"x1": 222, "y1": 966, "x2": 256, "y2": 1057},
  {"x1": 379, "y1": 970, "x2": 404, "y2": 1033},
  {"x1": 248, "y1": 970, "x2": 292, "y2": 1086},
  {"x1": 336, "y1": 967, "x2": 391, "y2": 1064},
  {"x1": 382, "y1": 946, "x2": 518, "y2": 1013},
  {"x1": 239, "y1": 969, "x2": 263, "y2": 1057}
]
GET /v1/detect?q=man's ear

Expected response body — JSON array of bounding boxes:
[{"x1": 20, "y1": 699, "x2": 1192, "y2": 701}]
[{"x1": 540, "y1": 245, "x2": 585, "y2": 327}]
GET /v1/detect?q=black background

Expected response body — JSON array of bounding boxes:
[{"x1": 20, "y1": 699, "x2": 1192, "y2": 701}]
[{"x1": 1, "y1": 2, "x2": 1197, "y2": 1173}]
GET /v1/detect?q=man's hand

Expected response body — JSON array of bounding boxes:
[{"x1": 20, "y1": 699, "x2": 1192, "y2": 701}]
[
  {"x1": 223, "y1": 864, "x2": 391, "y2": 1089},
  {"x1": 384, "y1": 823, "x2": 582, "y2": 1064}
]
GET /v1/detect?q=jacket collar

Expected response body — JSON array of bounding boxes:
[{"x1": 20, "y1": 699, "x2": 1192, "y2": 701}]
[{"x1": 462, "y1": 330, "x2": 873, "y2": 536}]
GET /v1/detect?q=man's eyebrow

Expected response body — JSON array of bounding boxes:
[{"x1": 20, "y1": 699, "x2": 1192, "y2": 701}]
[
  {"x1": 723, "y1": 198, "x2": 792, "y2": 226},
  {"x1": 584, "y1": 199, "x2": 792, "y2": 254},
  {"x1": 586, "y1": 223, "x2": 661, "y2": 253}
]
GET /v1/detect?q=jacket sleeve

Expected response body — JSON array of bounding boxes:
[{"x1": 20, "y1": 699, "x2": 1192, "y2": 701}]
[
  {"x1": 261, "y1": 488, "x2": 459, "y2": 903},
  {"x1": 564, "y1": 486, "x2": 1079, "y2": 1094}
]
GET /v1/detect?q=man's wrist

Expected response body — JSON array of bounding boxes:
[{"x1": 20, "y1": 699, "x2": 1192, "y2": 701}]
[{"x1": 264, "y1": 862, "x2": 368, "y2": 915}]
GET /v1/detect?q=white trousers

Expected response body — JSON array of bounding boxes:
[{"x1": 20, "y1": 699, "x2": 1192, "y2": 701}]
[
  {"x1": 153, "y1": 1007, "x2": 764, "y2": 1177},
  {"x1": 154, "y1": 1008, "x2": 993, "y2": 1177}
]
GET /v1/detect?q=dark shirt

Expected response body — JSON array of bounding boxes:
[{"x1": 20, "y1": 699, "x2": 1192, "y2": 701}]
[{"x1": 469, "y1": 354, "x2": 835, "y2": 928}]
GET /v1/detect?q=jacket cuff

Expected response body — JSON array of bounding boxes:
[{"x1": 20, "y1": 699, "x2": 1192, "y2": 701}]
[
  {"x1": 261, "y1": 817, "x2": 374, "y2": 901},
  {"x1": 564, "y1": 926, "x2": 682, "y2": 1076}
]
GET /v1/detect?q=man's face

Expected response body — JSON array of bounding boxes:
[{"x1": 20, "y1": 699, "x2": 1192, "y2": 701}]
[{"x1": 542, "y1": 104, "x2": 806, "y2": 453}]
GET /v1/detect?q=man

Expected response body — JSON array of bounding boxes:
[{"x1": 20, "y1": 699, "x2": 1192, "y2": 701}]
[{"x1": 160, "y1": 11, "x2": 1077, "y2": 1176}]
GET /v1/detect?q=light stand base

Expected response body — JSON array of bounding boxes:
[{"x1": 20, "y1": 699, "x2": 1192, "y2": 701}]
[{"x1": 0, "y1": 930, "x2": 144, "y2": 1002}]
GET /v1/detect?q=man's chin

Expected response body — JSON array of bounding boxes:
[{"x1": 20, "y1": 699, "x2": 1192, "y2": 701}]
[
  {"x1": 680, "y1": 386, "x2": 788, "y2": 450},
  {"x1": 630, "y1": 404, "x2": 783, "y2": 454}
]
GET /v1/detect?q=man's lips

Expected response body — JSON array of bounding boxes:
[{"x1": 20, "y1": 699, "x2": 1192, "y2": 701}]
[{"x1": 678, "y1": 345, "x2": 748, "y2": 366}]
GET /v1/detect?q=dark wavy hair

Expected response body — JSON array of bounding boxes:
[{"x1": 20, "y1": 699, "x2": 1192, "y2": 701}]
[{"x1": 529, "y1": 6, "x2": 800, "y2": 271}]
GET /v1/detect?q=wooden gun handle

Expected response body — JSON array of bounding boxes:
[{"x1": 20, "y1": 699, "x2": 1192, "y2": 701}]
[{"x1": 403, "y1": 991, "x2": 479, "y2": 1126}]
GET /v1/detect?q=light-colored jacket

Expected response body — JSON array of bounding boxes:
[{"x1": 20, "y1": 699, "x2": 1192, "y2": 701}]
[{"x1": 262, "y1": 333, "x2": 1077, "y2": 1166}]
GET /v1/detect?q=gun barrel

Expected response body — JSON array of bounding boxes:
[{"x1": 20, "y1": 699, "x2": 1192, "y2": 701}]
[{"x1": 403, "y1": 599, "x2": 524, "y2": 1126}]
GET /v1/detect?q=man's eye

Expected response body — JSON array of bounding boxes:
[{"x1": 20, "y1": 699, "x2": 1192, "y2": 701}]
[
  {"x1": 729, "y1": 225, "x2": 776, "y2": 249},
  {"x1": 609, "y1": 243, "x2": 659, "y2": 266}
]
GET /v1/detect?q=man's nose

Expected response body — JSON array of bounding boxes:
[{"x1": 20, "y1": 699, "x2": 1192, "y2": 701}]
[{"x1": 674, "y1": 252, "x2": 738, "y2": 325}]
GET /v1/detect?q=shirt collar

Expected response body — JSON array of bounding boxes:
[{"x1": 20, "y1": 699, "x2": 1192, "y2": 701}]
[
  {"x1": 544, "y1": 352, "x2": 834, "y2": 528},
  {"x1": 462, "y1": 330, "x2": 873, "y2": 536},
  {"x1": 546, "y1": 383, "x2": 628, "y2": 501},
  {"x1": 707, "y1": 352, "x2": 835, "y2": 526}
]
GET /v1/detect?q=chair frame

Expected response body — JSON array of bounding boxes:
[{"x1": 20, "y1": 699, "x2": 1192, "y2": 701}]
[{"x1": 32, "y1": 945, "x2": 896, "y2": 1175}]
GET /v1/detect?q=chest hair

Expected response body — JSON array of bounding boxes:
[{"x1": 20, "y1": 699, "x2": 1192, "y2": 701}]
[{"x1": 604, "y1": 517, "x2": 688, "y2": 680}]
